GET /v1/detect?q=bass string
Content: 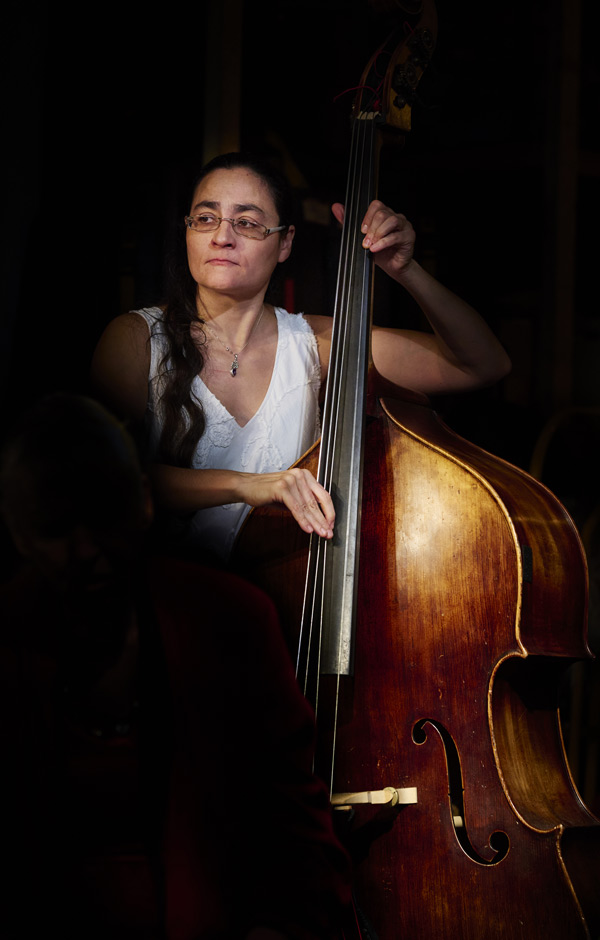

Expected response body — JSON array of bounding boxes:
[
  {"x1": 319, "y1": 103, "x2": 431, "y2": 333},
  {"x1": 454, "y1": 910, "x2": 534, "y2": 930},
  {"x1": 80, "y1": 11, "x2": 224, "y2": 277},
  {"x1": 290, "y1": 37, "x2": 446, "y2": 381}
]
[
  {"x1": 326, "y1": 115, "x2": 375, "y2": 793},
  {"x1": 298, "y1": 114, "x2": 377, "y2": 792},
  {"x1": 297, "y1": 117, "x2": 367, "y2": 695},
  {"x1": 320, "y1": 114, "x2": 375, "y2": 494}
]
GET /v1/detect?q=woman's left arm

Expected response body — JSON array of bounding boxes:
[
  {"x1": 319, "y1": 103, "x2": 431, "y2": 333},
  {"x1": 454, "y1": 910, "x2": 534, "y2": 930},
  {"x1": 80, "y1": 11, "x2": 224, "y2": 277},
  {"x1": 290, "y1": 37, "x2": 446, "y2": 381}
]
[{"x1": 332, "y1": 201, "x2": 511, "y2": 396}]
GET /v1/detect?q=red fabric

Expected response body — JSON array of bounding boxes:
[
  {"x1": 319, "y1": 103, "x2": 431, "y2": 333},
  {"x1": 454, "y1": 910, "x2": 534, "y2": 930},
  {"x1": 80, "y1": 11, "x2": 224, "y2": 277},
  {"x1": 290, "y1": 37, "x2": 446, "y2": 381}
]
[{"x1": 149, "y1": 556, "x2": 351, "y2": 939}]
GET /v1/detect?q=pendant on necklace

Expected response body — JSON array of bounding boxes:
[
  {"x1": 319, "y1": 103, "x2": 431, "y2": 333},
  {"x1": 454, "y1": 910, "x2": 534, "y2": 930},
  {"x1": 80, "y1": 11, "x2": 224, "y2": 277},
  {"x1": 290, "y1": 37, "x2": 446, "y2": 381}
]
[{"x1": 230, "y1": 353, "x2": 239, "y2": 377}]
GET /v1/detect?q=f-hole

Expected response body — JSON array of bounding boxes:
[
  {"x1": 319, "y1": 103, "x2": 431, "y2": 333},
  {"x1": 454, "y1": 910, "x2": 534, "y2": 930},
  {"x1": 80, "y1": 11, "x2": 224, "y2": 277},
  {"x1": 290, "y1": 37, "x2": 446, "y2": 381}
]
[{"x1": 413, "y1": 718, "x2": 510, "y2": 865}]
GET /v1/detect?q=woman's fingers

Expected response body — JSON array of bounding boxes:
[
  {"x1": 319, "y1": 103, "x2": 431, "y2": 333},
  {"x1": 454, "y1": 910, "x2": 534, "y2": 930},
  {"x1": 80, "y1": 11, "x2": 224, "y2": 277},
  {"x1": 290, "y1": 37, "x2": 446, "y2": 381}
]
[
  {"x1": 244, "y1": 469, "x2": 335, "y2": 538},
  {"x1": 290, "y1": 470, "x2": 335, "y2": 537},
  {"x1": 331, "y1": 202, "x2": 345, "y2": 226},
  {"x1": 332, "y1": 200, "x2": 415, "y2": 273}
]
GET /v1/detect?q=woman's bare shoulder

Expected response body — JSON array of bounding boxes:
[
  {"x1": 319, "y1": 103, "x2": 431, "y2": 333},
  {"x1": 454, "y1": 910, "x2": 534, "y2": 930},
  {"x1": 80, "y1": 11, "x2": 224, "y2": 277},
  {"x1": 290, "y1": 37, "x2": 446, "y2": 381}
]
[
  {"x1": 91, "y1": 312, "x2": 155, "y2": 420},
  {"x1": 303, "y1": 314, "x2": 334, "y2": 382},
  {"x1": 303, "y1": 313, "x2": 333, "y2": 338},
  {"x1": 109, "y1": 309, "x2": 156, "y2": 338}
]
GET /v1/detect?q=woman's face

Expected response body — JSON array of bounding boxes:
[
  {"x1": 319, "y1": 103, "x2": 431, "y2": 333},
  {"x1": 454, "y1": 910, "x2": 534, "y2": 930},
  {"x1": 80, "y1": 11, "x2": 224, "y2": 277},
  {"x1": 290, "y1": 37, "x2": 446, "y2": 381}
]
[{"x1": 186, "y1": 167, "x2": 295, "y2": 303}]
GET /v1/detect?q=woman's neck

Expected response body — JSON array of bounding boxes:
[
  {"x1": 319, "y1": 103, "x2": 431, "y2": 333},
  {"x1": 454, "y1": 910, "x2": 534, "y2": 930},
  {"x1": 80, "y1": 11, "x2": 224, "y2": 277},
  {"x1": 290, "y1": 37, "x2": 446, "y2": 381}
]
[{"x1": 195, "y1": 296, "x2": 271, "y2": 349}]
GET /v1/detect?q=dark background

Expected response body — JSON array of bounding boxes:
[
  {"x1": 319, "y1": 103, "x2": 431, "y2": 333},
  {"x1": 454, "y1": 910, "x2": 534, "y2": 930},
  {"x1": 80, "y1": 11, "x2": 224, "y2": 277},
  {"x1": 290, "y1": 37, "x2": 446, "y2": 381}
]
[
  {"x1": 2, "y1": 0, "x2": 599, "y2": 805},
  {"x1": 3, "y1": 1, "x2": 599, "y2": 454}
]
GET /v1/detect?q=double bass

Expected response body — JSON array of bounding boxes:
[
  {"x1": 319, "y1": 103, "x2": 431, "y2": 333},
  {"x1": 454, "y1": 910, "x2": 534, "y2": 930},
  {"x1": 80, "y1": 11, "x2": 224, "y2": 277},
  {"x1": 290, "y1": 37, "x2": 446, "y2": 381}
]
[{"x1": 234, "y1": 2, "x2": 600, "y2": 936}]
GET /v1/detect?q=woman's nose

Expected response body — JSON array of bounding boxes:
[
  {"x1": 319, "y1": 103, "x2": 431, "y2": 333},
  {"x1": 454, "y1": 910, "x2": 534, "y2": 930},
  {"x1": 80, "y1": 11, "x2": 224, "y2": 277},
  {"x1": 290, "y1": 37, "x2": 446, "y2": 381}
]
[{"x1": 210, "y1": 218, "x2": 236, "y2": 245}]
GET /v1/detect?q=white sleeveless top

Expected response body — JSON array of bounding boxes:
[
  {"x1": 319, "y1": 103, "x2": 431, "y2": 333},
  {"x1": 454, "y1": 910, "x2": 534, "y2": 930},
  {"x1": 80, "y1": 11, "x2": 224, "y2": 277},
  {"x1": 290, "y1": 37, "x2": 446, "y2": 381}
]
[{"x1": 135, "y1": 306, "x2": 322, "y2": 559}]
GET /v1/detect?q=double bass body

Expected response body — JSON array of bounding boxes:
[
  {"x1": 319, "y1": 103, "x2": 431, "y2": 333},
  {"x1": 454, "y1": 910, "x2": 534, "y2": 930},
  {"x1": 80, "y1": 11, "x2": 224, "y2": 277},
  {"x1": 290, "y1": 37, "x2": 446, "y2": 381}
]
[
  {"x1": 233, "y1": 4, "x2": 599, "y2": 931},
  {"x1": 234, "y1": 385, "x2": 600, "y2": 938}
]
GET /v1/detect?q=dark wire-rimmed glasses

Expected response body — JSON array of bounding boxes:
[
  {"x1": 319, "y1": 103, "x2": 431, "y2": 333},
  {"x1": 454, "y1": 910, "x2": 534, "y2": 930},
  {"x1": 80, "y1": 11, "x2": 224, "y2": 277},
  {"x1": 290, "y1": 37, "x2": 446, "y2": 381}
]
[{"x1": 185, "y1": 213, "x2": 286, "y2": 241}]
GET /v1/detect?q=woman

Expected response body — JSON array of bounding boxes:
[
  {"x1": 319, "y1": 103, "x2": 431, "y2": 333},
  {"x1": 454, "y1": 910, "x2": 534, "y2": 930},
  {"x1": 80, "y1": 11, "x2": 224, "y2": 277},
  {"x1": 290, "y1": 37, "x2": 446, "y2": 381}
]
[{"x1": 91, "y1": 152, "x2": 510, "y2": 561}]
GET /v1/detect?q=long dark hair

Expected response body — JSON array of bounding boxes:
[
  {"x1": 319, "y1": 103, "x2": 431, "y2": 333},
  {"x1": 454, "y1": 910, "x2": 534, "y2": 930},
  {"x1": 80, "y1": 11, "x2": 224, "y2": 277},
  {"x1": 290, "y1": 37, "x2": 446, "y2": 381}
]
[{"x1": 156, "y1": 152, "x2": 294, "y2": 467}]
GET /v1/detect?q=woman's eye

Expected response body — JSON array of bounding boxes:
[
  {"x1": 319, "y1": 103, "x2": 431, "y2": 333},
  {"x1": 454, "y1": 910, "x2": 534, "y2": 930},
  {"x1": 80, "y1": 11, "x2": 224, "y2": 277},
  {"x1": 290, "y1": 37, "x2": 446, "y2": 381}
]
[
  {"x1": 236, "y1": 218, "x2": 259, "y2": 229},
  {"x1": 198, "y1": 214, "x2": 218, "y2": 224}
]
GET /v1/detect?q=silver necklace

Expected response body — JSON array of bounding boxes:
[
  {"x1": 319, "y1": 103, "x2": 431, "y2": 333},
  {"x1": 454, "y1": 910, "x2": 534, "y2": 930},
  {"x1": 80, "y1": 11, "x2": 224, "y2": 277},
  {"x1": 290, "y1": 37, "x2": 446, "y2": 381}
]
[{"x1": 200, "y1": 305, "x2": 265, "y2": 377}]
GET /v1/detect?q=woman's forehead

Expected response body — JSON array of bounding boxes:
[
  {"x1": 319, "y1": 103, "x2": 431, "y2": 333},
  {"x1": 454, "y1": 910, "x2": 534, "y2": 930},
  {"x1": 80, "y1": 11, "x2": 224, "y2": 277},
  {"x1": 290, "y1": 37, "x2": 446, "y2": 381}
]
[{"x1": 191, "y1": 167, "x2": 275, "y2": 213}]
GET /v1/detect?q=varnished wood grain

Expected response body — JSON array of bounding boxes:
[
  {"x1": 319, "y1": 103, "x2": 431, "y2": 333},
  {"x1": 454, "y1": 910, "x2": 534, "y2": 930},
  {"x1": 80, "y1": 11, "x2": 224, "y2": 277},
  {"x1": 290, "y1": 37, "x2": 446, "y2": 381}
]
[{"x1": 233, "y1": 390, "x2": 599, "y2": 939}]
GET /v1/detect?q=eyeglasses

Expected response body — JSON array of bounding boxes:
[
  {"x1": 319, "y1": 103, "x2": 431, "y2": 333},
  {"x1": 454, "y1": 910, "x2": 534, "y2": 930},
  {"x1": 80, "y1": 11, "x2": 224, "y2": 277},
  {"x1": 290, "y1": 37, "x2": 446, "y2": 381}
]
[{"x1": 185, "y1": 213, "x2": 286, "y2": 241}]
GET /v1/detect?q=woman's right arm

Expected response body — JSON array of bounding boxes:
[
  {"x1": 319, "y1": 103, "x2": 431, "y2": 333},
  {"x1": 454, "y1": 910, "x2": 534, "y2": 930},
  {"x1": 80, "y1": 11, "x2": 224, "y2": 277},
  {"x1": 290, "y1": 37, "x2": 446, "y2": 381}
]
[
  {"x1": 90, "y1": 312, "x2": 150, "y2": 422},
  {"x1": 90, "y1": 317, "x2": 335, "y2": 538},
  {"x1": 153, "y1": 464, "x2": 335, "y2": 538}
]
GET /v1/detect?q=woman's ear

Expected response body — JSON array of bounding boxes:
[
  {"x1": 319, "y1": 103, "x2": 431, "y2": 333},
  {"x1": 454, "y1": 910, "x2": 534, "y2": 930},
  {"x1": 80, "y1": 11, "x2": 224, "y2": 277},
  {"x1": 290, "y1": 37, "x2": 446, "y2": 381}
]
[{"x1": 277, "y1": 225, "x2": 295, "y2": 264}]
